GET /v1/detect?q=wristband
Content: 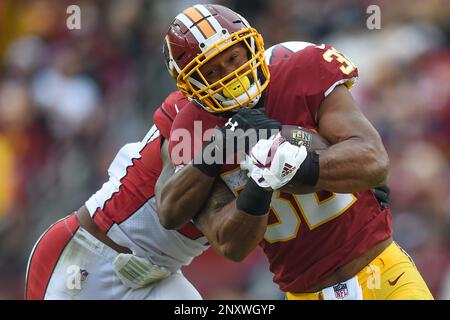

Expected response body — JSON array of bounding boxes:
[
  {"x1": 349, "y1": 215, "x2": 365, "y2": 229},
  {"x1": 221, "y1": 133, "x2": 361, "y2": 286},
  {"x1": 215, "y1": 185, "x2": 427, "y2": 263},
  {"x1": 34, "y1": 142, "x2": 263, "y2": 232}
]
[
  {"x1": 236, "y1": 179, "x2": 273, "y2": 215},
  {"x1": 295, "y1": 151, "x2": 320, "y2": 186},
  {"x1": 192, "y1": 162, "x2": 222, "y2": 177}
]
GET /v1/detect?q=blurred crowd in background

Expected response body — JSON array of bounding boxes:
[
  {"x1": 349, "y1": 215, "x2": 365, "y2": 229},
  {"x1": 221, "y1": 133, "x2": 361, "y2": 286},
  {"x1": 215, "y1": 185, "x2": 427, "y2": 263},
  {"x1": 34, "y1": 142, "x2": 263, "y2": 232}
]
[{"x1": 0, "y1": 0, "x2": 449, "y2": 299}]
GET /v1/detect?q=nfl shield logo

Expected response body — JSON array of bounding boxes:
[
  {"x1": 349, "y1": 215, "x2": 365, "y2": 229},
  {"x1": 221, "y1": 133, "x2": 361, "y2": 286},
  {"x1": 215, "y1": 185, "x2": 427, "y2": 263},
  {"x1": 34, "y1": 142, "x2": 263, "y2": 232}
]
[{"x1": 333, "y1": 283, "x2": 349, "y2": 299}]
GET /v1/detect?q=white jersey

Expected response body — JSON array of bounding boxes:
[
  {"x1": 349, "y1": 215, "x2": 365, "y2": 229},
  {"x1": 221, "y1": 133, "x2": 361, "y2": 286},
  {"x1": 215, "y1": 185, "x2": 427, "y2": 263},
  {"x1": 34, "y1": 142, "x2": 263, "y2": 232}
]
[
  {"x1": 86, "y1": 92, "x2": 208, "y2": 272},
  {"x1": 26, "y1": 92, "x2": 207, "y2": 299}
]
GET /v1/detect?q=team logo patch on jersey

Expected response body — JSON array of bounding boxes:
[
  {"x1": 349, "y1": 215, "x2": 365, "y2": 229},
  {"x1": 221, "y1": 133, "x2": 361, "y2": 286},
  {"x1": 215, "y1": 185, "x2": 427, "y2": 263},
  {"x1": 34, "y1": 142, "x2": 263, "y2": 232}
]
[{"x1": 333, "y1": 283, "x2": 349, "y2": 299}]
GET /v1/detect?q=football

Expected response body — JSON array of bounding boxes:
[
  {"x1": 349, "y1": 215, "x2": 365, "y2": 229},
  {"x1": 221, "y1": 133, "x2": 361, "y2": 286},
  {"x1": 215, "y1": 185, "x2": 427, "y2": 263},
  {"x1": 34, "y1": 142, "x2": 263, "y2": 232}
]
[
  {"x1": 278, "y1": 125, "x2": 329, "y2": 194},
  {"x1": 280, "y1": 125, "x2": 330, "y2": 151}
]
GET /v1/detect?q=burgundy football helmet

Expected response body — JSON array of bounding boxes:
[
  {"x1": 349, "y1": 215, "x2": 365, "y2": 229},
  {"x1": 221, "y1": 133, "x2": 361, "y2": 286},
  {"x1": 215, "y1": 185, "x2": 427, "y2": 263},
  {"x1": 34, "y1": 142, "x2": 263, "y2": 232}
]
[{"x1": 163, "y1": 4, "x2": 270, "y2": 113}]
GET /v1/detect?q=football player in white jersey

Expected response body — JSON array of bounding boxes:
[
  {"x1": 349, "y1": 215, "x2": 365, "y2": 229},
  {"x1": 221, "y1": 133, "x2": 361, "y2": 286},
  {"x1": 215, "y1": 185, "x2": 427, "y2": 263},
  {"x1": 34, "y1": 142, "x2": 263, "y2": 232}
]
[{"x1": 25, "y1": 91, "x2": 211, "y2": 299}]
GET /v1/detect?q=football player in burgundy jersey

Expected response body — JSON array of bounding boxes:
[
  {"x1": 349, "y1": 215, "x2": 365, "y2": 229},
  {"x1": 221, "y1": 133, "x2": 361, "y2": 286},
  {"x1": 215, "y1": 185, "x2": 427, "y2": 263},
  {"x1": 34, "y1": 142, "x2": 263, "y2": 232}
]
[
  {"x1": 156, "y1": 4, "x2": 433, "y2": 299},
  {"x1": 25, "y1": 91, "x2": 212, "y2": 299}
]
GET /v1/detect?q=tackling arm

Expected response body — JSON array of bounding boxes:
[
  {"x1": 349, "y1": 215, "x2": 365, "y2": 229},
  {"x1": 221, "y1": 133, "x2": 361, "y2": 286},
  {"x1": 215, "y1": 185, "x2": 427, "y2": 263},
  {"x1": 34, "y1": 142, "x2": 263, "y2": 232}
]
[
  {"x1": 156, "y1": 107, "x2": 280, "y2": 230},
  {"x1": 155, "y1": 140, "x2": 267, "y2": 261},
  {"x1": 193, "y1": 180, "x2": 268, "y2": 262},
  {"x1": 155, "y1": 140, "x2": 216, "y2": 230}
]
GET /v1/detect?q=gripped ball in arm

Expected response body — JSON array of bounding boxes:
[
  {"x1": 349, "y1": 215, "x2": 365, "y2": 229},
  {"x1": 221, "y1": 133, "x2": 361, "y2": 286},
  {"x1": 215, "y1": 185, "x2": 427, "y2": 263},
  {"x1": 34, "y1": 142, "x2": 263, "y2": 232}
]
[
  {"x1": 279, "y1": 126, "x2": 329, "y2": 194},
  {"x1": 241, "y1": 125, "x2": 330, "y2": 194},
  {"x1": 280, "y1": 125, "x2": 330, "y2": 151}
]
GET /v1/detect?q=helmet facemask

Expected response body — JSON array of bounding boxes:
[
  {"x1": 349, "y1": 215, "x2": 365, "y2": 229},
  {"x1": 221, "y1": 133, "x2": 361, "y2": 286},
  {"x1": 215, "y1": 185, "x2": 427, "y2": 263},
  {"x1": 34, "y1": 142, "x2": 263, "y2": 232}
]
[{"x1": 175, "y1": 28, "x2": 270, "y2": 113}]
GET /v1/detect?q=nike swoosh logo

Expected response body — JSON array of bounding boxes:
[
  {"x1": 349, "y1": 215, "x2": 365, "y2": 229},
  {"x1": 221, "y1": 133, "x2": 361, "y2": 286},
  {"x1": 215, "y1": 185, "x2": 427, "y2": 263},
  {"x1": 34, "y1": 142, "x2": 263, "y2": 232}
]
[{"x1": 388, "y1": 272, "x2": 405, "y2": 286}]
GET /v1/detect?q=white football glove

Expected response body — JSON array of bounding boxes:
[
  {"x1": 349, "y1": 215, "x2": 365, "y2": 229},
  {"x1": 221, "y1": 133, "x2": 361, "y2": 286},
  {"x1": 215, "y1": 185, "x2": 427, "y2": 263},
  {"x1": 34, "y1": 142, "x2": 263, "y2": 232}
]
[
  {"x1": 241, "y1": 133, "x2": 307, "y2": 190},
  {"x1": 113, "y1": 253, "x2": 171, "y2": 289}
]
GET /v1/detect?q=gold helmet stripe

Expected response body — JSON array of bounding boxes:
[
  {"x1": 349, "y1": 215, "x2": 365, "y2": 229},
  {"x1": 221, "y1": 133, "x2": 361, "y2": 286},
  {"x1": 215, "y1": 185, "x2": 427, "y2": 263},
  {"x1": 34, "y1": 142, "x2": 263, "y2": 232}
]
[
  {"x1": 183, "y1": 7, "x2": 216, "y2": 39},
  {"x1": 194, "y1": 4, "x2": 223, "y2": 34},
  {"x1": 175, "y1": 12, "x2": 206, "y2": 43}
]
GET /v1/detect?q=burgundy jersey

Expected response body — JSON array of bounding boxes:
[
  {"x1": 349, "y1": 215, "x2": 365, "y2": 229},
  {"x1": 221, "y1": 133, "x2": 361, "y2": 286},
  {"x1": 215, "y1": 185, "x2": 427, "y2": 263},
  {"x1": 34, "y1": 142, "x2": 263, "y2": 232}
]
[
  {"x1": 153, "y1": 91, "x2": 190, "y2": 139},
  {"x1": 168, "y1": 42, "x2": 392, "y2": 292}
]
